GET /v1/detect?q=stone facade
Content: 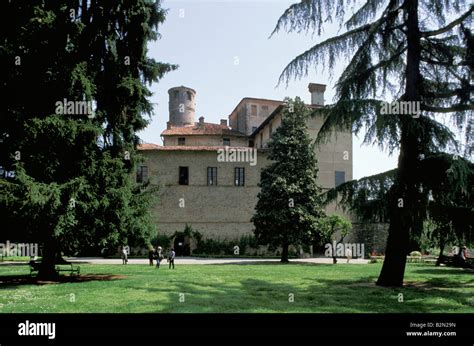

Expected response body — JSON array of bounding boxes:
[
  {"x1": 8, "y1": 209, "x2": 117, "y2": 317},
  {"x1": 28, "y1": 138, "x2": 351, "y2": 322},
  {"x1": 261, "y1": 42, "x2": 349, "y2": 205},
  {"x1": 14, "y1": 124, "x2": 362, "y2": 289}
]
[
  {"x1": 138, "y1": 84, "x2": 354, "y2": 244},
  {"x1": 168, "y1": 86, "x2": 196, "y2": 126},
  {"x1": 140, "y1": 148, "x2": 268, "y2": 239},
  {"x1": 229, "y1": 98, "x2": 282, "y2": 135}
]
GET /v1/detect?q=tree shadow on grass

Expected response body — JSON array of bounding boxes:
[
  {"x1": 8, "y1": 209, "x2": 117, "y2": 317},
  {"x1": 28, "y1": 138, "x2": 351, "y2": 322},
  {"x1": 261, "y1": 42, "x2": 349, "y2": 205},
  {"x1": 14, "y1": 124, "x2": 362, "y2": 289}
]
[
  {"x1": 0, "y1": 274, "x2": 126, "y2": 287},
  {"x1": 411, "y1": 267, "x2": 474, "y2": 276},
  {"x1": 133, "y1": 275, "x2": 474, "y2": 313},
  {"x1": 305, "y1": 278, "x2": 473, "y2": 313}
]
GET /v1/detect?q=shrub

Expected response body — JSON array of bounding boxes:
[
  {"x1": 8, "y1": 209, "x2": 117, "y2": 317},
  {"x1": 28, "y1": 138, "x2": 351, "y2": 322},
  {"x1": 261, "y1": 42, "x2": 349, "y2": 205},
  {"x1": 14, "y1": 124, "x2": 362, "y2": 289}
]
[
  {"x1": 150, "y1": 233, "x2": 171, "y2": 249},
  {"x1": 409, "y1": 251, "x2": 422, "y2": 257},
  {"x1": 193, "y1": 238, "x2": 234, "y2": 255},
  {"x1": 193, "y1": 235, "x2": 267, "y2": 256}
]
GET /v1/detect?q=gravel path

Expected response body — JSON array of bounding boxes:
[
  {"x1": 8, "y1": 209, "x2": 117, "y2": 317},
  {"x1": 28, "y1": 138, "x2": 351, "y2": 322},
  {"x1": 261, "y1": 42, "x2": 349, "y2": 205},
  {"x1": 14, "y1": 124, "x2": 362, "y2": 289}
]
[{"x1": 65, "y1": 257, "x2": 369, "y2": 265}]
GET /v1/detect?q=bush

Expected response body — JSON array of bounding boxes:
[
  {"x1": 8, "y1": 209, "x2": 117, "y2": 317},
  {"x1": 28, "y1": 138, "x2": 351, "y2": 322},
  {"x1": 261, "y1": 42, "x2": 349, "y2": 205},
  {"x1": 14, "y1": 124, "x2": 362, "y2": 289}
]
[
  {"x1": 409, "y1": 251, "x2": 422, "y2": 257},
  {"x1": 193, "y1": 235, "x2": 274, "y2": 256},
  {"x1": 193, "y1": 238, "x2": 233, "y2": 255},
  {"x1": 150, "y1": 233, "x2": 171, "y2": 249}
]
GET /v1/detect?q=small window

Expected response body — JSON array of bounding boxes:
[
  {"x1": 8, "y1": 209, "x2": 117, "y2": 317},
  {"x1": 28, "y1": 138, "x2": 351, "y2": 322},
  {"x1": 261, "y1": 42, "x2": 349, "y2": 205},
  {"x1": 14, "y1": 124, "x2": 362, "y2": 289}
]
[
  {"x1": 179, "y1": 167, "x2": 189, "y2": 185},
  {"x1": 335, "y1": 171, "x2": 345, "y2": 187},
  {"x1": 235, "y1": 167, "x2": 245, "y2": 186},
  {"x1": 250, "y1": 105, "x2": 257, "y2": 116},
  {"x1": 269, "y1": 122, "x2": 273, "y2": 135},
  {"x1": 260, "y1": 133, "x2": 263, "y2": 148},
  {"x1": 187, "y1": 91, "x2": 192, "y2": 101},
  {"x1": 174, "y1": 90, "x2": 179, "y2": 99},
  {"x1": 252, "y1": 126, "x2": 257, "y2": 133},
  {"x1": 223, "y1": 138, "x2": 230, "y2": 146},
  {"x1": 178, "y1": 137, "x2": 186, "y2": 146},
  {"x1": 207, "y1": 167, "x2": 217, "y2": 186},
  {"x1": 261, "y1": 105, "x2": 269, "y2": 116},
  {"x1": 136, "y1": 166, "x2": 148, "y2": 183},
  {"x1": 249, "y1": 139, "x2": 254, "y2": 147}
]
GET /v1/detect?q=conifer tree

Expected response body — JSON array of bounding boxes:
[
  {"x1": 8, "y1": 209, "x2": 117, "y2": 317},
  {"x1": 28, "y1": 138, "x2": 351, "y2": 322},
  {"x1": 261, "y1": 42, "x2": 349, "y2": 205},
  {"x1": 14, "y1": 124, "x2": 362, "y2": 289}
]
[
  {"x1": 252, "y1": 97, "x2": 325, "y2": 262},
  {"x1": 0, "y1": 0, "x2": 176, "y2": 278},
  {"x1": 272, "y1": 0, "x2": 473, "y2": 286},
  {"x1": 324, "y1": 154, "x2": 474, "y2": 265}
]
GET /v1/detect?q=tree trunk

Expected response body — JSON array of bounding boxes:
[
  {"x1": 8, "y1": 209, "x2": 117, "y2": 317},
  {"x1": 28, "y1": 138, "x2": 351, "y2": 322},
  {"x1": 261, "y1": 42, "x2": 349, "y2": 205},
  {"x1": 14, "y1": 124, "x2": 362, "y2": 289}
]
[
  {"x1": 333, "y1": 236, "x2": 344, "y2": 264},
  {"x1": 38, "y1": 238, "x2": 59, "y2": 280},
  {"x1": 377, "y1": 0, "x2": 422, "y2": 287},
  {"x1": 281, "y1": 242, "x2": 289, "y2": 263},
  {"x1": 376, "y1": 203, "x2": 410, "y2": 286}
]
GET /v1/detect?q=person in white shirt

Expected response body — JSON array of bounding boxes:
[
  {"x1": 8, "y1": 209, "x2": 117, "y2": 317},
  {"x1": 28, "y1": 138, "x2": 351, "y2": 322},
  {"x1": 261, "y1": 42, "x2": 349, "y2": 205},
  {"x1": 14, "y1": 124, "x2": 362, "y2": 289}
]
[
  {"x1": 345, "y1": 247, "x2": 352, "y2": 263},
  {"x1": 121, "y1": 246, "x2": 128, "y2": 265}
]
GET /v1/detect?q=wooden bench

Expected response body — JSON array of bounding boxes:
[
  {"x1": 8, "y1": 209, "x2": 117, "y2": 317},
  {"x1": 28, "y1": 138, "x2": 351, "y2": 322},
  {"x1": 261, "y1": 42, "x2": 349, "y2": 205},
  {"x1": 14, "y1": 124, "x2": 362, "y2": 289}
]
[
  {"x1": 407, "y1": 255, "x2": 424, "y2": 263},
  {"x1": 370, "y1": 255, "x2": 425, "y2": 263},
  {"x1": 55, "y1": 263, "x2": 80, "y2": 276},
  {"x1": 28, "y1": 261, "x2": 80, "y2": 276}
]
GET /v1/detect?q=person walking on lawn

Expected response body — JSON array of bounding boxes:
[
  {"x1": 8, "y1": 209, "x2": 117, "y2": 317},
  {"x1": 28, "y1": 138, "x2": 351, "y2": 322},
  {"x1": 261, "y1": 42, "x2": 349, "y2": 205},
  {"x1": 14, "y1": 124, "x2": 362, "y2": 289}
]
[
  {"x1": 168, "y1": 248, "x2": 176, "y2": 269},
  {"x1": 148, "y1": 246, "x2": 155, "y2": 266},
  {"x1": 155, "y1": 246, "x2": 164, "y2": 269},
  {"x1": 121, "y1": 246, "x2": 128, "y2": 265}
]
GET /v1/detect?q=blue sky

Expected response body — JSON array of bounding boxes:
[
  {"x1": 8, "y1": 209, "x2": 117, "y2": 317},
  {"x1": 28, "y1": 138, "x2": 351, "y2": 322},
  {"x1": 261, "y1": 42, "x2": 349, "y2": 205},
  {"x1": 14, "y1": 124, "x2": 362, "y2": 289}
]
[{"x1": 141, "y1": 0, "x2": 399, "y2": 179}]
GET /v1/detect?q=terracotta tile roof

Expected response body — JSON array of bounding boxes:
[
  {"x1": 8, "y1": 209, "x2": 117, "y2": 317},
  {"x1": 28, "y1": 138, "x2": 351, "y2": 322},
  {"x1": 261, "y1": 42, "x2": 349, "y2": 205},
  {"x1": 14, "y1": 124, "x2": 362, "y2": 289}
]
[
  {"x1": 138, "y1": 143, "x2": 161, "y2": 150},
  {"x1": 161, "y1": 122, "x2": 246, "y2": 137},
  {"x1": 137, "y1": 144, "x2": 266, "y2": 152}
]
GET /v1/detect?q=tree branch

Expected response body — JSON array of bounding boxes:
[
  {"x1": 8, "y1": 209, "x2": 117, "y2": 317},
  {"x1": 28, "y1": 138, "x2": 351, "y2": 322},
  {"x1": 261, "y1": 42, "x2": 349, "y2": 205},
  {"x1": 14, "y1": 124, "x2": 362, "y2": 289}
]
[
  {"x1": 421, "y1": 7, "x2": 474, "y2": 37},
  {"x1": 422, "y1": 86, "x2": 474, "y2": 99},
  {"x1": 422, "y1": 104, "x2": 474, "y2": 113}
]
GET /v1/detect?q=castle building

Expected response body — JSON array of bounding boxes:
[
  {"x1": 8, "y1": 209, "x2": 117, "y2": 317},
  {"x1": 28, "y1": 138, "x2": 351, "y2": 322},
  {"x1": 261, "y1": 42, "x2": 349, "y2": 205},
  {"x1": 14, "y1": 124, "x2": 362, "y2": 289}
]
[{"x1": 138, "y1": 84, "x2": 353, "y2": 253}]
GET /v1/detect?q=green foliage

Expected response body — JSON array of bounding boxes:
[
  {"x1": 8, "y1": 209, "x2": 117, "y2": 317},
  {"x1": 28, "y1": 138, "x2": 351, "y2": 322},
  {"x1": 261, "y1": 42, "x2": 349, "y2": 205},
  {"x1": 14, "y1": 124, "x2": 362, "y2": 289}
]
[
  {"x1": 324, "y1": 154, "x2": 474, "y2": 250},
  {"x1": 252, "y1": 97, "x2": 325, "y2": 259},
  {"x1": 324, "y1": 169, "x2": 396, "y2": 223},
  {"x1": 193, "y1": 238, "x2": 234, "y2": 256},
  {"x1": 0, "y1": 1, "x2": 175, "y2": 274},
  {"x1": 170, "y1": 224, "x2": 202, "y2": 243},
  {"x1": 316, "y1": 214, "x2": 352, "y2": 244},
  {"x1": 193, "y1": 235, "x2": 261, "y2": 256},
  {"x1": 273, "y1": 0, "x2": 473, "y2": 284},
  {"x1": 150, "y1": 233, "x2": 171, "y2": 250}
]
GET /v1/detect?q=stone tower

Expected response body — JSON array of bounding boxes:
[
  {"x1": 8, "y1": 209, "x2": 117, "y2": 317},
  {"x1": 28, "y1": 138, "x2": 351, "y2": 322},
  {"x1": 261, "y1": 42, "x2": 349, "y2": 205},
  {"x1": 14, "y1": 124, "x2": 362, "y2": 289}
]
[{"x1": 168, "y1": 86, "x2": 196, "y2": 127}]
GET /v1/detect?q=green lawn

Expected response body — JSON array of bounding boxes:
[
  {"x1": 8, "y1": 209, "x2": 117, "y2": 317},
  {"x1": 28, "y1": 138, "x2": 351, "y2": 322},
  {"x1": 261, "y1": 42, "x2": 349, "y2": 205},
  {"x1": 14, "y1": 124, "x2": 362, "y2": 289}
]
[{"x1": 0, "y1": 262, "x2": 472, "y2": 313}]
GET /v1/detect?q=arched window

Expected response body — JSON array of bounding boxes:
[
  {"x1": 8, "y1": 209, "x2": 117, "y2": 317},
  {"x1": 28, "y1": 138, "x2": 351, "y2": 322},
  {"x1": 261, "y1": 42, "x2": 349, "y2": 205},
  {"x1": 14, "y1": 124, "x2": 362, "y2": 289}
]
[{"x1": 187, "y1": 91, "x2": 192, "y2": 101}]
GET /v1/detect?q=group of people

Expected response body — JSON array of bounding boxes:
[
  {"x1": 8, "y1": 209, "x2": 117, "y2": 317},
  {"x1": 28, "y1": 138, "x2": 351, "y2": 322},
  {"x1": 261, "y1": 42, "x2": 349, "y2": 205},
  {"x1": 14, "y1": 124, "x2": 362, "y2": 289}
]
[
  {"x1": 120, "y1": 245, "x2": 176, "y2": 269},
  {"x1": 148, "y1": 246, "x2": 176, "y2": 269}
]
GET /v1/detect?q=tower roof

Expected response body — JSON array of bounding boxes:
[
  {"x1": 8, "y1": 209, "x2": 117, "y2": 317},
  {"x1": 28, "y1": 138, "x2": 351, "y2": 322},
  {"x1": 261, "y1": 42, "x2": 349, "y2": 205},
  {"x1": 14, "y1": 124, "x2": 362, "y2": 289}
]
[
  {"x1": 168, "y1": 85, "x2": 196, "y2": 94},
  {"x1": 161, "y1": 121, "x2": 246, "y2": 137}
]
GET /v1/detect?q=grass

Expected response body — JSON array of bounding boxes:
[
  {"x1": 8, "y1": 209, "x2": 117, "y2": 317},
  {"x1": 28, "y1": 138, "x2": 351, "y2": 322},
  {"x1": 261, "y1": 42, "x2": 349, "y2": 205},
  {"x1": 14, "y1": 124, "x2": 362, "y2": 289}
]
[
  {"x1": 0, "y1": 262, "x2": 472, "y2": 313},
  {"x1": 0, "y1": 256, "x2": 35, "y2": 262}
]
